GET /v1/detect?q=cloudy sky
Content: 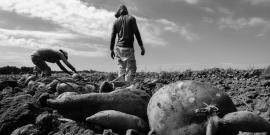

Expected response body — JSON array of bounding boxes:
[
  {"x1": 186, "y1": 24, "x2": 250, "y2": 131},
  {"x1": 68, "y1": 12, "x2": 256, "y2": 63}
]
[{"x1": 0, "y1": 0, "x2": 269, "y2": 72}]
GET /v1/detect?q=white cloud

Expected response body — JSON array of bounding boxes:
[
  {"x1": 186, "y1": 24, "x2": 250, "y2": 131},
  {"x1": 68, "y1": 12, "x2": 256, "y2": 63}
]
[
  {"x1": 180, "y1": 26, "x2": 199, "y2": 41},
  {"x1": 0, "y1": 28, "x2": 78, "y2": 39},
  {"x1": 0, "y1": 28, "x2": 107, "y2": 57},
  {"x1": 170, "y1": 0, "x2": 200, "y2": 4},
  {"x1": 138, "y1": 18, "x2": 199, "y2": 46},
  {"x1": 244, "y1": 0, "x2": 270, "y2": 5},
  {"x1": 156, "y1": 19, "x2": 179, "y2": 32},
  {"x1": 0, "y1": 0, "x2": 186, "y2": 47},
  {"x1": 140, "y1": 19, "x2": 175, "y2": 46},
  {"x1": 0, "y1": 0, "x2": 114, "y2": 39},
  {"x1": 217, "y1": 7, "x2": 234, "y2": 16},
  {"x1": 154, "y1": 19, "x2": 199, "y2": 42},
  {"x1": 219, "y1": 17, "x2": 269, "y2": 30},
  {"x1": 183, "y1": 0, "x2": 199, "y2": 4},
  {"x1": 248, "y1": 17, "x2": 269, "y2": 26},
  {"x1": 202, "y1": 7, "x2": 215, "y2": 13}
]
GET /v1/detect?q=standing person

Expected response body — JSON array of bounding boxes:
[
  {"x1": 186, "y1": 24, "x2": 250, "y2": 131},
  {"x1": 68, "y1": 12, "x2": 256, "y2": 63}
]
[
  {"x1": 110, "y1": 4, "x2": 145, "y2": 82},
  {"x1": 31, "y1": 48, "x2": 77, "y2": 77}
]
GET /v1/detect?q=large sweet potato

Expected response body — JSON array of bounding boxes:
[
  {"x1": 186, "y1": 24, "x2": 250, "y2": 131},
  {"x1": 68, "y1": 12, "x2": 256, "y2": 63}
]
[{"x1": 47, "y1": 88, "x2": 150, "y2": 121}]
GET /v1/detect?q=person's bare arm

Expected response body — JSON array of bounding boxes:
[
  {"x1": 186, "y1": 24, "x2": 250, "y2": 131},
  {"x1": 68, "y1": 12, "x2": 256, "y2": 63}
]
[
  {"x1": 132, "y1": 17, "x2": 145, "y2": 55},
  {"x1": 132, "y1": 17, "x2": 143, "y2": 47},
  {"x1": 110, "y1": 21, "x2": 117, "y2": 59},
  {"x1": 56, "y1": 61, "x2": 72, "y2": 75},
  {"x1": 110, "y1": 21, "x2": 117, "y2": 51},
  {"x1": 59, "y1": 54, "x2": 77, "y2": 73}
]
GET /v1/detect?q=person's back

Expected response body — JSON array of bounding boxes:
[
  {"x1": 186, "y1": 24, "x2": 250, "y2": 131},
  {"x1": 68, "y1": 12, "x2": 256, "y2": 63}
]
[
  {"x1": 31, "y1": 49, "x2": 61, "y2": 63},
  {"x1": 114, "y1": 15, "x2": 136, "y2": 48},
  {"x1": 111, "y1": 5, "x2": 143, "y2": 50}
]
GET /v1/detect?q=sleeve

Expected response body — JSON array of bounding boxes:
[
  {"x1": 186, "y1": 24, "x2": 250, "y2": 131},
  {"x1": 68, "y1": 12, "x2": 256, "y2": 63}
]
[{"x1": 132, "y1": 17, "x2": 143, "y2": 47}]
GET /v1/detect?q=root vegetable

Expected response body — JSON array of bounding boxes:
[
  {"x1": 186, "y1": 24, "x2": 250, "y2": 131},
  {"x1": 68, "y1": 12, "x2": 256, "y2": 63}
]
[
  {"x1": 46, "y1": 88, "x2": 150, "y2": 121},
  {"x1": 86, "y1": 110, "x2": 149, "y2": 133}
]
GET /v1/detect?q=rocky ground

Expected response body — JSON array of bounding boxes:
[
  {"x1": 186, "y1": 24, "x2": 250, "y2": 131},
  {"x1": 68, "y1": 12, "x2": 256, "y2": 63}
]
[{"x1": 0, "y1": 68, "x2": 270, "y2": 135}]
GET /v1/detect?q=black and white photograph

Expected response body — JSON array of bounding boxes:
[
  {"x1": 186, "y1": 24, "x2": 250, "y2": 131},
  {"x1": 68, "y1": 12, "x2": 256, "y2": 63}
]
[{"x1": 0, "y1": 0, "x2": 270, "y2": 135}]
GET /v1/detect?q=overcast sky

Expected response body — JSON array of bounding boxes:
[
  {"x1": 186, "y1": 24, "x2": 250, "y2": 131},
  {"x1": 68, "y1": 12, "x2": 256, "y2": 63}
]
[{"x1": 0, "y1": 0, "x2": 269, "y2": 72}]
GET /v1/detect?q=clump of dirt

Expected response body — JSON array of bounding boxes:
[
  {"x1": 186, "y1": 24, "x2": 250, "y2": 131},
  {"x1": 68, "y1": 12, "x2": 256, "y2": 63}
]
[{"x1": 0, "y1": 94, "x2": 45, "y2": 135}]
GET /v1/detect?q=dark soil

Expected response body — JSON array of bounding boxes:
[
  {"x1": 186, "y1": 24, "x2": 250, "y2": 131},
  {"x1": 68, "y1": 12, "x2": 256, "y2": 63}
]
[{"x1": 1, "y1": 68, "x2": 270, "y2": 135}]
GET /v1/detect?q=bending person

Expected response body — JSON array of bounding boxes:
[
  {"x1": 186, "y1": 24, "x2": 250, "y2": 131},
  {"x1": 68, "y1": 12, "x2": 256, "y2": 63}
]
[{"x1": 31, "y1": 48, "x2": 77, "y2": 77}]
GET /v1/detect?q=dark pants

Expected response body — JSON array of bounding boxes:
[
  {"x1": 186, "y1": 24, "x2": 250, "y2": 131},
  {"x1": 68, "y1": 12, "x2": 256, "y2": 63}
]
[{"x1": 31, "y1": 55, "x2": 51, "y2": 76}]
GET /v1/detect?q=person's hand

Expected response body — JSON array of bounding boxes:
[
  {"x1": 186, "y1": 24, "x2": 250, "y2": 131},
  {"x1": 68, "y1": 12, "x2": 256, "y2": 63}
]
[
  {"x1": 68, "y1": 72, "x2": 73, "y2": 75},
  {"x1": 72, "y1": 73, "x2": 83, "y2": 80},
  {"x1": 111, "y1": 51, "x2": 115, "y2": 59},
  {"x1": 73, "y1": 70, "x2": 78, "y2": 74},
  {"x1": 141, "y1": 46, "x2": 145, "y2": 56}
]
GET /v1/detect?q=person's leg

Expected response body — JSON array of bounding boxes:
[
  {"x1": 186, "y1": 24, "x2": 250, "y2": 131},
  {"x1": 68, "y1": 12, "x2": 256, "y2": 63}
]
[
  {"x1": 117, "y1": 58, "x2": 127, "y2": 81},
  {"x1": 33, "y1": 66, "x2": 42, "y2": 76},
  {"x1": 43, "y1": 66, "x2": 52, "y2": 77},
  {"x1": 31, "y1": 55, "x2": 51, "y2": 77},
  {"x1": 126, "y1": 54, "x2": 137, "y2": 82}
]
